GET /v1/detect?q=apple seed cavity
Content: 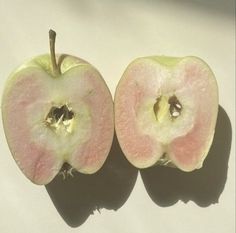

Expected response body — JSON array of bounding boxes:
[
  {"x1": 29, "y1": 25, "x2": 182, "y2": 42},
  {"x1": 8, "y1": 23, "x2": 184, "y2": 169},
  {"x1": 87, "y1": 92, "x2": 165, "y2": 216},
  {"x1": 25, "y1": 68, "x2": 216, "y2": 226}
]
[
  {"x1": 168, "y1": 95, "x2": 182, "y2": 119},
  {"x1": 45, "y1": 104, "x2": 75, "y2": 133},
  {"x1": 153, "y1": 95, "x2": 182, "y2": 122}
]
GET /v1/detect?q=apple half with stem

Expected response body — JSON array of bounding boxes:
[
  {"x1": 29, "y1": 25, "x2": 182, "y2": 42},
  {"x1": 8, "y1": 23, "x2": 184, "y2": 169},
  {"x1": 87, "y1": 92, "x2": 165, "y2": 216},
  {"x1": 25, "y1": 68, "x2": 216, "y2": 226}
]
[
  {"x1": 115, "y1": 56, "x2": 218, "y2": 171},
  {"x1": 1, "y1": 30, "x2": 114, "y2": 185}
]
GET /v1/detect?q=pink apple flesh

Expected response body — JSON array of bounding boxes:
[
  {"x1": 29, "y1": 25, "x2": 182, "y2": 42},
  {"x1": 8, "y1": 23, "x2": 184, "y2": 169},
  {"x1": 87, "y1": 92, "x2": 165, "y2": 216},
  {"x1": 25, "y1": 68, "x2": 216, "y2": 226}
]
[
  {"x1": 2, "y1": 55, "x2": 114, "y2": 184},
  {"x1": 115, "y1": 56, "x2": 218, "y2": 171}
]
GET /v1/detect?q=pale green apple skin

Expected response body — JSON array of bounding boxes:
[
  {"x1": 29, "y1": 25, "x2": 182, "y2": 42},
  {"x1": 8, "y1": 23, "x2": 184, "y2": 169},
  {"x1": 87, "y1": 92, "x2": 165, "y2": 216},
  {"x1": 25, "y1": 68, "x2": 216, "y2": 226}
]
[
  {"x1": 2, "y1": 54, "x2": 114, "y2": 185},
  {"x1": 115, "y1": 56, "x2": 219, "y2": 171}
]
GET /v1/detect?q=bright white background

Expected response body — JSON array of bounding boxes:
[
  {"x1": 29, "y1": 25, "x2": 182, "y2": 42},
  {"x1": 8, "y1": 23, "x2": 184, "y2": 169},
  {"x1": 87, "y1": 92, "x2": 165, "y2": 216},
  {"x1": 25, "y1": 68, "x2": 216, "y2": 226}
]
[{"x1": 0, "y1": 0, "x2": 235, "y2": 233}]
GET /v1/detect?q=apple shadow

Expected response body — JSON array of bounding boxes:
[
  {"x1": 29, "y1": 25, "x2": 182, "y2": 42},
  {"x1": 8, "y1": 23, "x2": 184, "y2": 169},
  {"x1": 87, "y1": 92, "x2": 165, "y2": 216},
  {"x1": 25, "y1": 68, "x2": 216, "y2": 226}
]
[
  {"x1": 140, "y1": 106, "x2": 232, "y2": 207},
  {"x1": 45, "y1": 134, "x2": 138, "y2": 227}
]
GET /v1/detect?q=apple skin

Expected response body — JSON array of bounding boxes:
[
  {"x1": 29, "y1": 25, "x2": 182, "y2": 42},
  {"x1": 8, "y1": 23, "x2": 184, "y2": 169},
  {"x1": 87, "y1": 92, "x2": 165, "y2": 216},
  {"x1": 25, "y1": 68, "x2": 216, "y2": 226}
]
[
  {"x1": 2, "y1": 54, "x2": 114, "y2": 185},
  {"x1": 114, "y1": 56, "x2": 218, "y2": 172}
]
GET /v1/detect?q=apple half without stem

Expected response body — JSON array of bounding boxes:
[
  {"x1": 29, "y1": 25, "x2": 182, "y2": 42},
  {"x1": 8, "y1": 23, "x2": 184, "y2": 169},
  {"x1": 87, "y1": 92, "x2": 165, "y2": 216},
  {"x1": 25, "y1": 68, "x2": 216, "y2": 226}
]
[
  {"x1": 1, "y1": 30, "x2": 114, "y2": 185},
  {"x1": 114, "y1": 56, "x2": 218, "y2": 171}
]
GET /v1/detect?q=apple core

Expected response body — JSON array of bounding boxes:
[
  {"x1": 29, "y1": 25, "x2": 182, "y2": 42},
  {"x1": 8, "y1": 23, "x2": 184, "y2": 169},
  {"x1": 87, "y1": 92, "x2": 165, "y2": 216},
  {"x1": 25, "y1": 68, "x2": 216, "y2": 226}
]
[{"x1": 154, "y1": 95, "x2": 182, "y2": 123}]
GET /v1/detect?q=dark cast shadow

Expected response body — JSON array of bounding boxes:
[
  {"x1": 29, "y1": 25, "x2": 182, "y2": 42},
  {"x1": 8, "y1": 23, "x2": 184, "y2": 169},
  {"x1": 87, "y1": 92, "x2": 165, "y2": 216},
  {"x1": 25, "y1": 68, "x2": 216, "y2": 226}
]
[
  {"x1": 45, "y1": 134, "x2": 138, "y2": 227},
  {"x1": 140, "y1": 106, "x2": 232, "y2": 207}
]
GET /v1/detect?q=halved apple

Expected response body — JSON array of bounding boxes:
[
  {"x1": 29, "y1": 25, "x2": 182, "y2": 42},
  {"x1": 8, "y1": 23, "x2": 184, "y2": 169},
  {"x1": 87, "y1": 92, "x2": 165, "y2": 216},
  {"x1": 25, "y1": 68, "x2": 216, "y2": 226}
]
[
  {"x1": 115, "y1": 56, "x2": 218, "y2": 171},
  {"x1": 1, "y1": 30, "x2": 114, "y2": 185}
]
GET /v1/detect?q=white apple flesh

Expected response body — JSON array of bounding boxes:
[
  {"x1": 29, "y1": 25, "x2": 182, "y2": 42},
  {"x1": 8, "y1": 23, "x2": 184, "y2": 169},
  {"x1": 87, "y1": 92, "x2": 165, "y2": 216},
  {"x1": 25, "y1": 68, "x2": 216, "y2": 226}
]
[
  {"x1": 1, "y1": 30, "x2": 114, "y2": 185},
  {"x1": 115, "y1": 56, "x2": 218, "y2": 171}
]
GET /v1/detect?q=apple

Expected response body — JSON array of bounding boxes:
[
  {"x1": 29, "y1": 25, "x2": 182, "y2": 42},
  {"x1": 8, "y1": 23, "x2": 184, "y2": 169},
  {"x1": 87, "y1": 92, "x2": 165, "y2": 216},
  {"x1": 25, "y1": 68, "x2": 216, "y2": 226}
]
[
  {"x1": 114, "y1": 56, "x2": 218, "y2": 171},
  {"x1": 1, "y1": 30, "x2": 114, "y2": 185}
]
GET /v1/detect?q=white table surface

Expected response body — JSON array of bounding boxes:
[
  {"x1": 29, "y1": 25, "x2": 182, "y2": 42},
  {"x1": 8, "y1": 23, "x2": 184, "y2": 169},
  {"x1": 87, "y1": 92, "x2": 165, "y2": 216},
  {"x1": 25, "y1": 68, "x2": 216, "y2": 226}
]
[{"x1": 0, "y1": 1, "x2": 235, "y2": 233}]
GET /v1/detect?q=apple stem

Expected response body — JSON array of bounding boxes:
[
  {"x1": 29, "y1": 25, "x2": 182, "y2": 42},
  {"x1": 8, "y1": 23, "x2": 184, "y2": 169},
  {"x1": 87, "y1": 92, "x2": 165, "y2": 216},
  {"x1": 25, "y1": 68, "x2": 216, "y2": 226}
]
[{"x1": 49, "y1": 29, "x2": 60, "y2": 77}]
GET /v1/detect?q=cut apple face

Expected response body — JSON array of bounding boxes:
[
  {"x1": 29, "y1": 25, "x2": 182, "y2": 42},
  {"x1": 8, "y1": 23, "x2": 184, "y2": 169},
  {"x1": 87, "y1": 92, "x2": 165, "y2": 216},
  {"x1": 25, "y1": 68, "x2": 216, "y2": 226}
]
[
  {"x1": 1, "y1": 31, "x2": 114, "y2": 185},
  {"x1": 115, "y1": 56, "x2": 218, "y2": 171}
]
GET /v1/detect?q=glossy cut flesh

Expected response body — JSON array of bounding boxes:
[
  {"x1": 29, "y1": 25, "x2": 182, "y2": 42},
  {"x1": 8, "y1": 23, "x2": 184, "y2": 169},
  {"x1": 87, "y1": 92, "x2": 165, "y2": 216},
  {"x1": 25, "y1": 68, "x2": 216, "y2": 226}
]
[
  {"x1": 2, "y1": 55, "x2": 114, "y2": 184},
  {"x1": 115, "y1": 56, "x2": 218, "y2": 171}
]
